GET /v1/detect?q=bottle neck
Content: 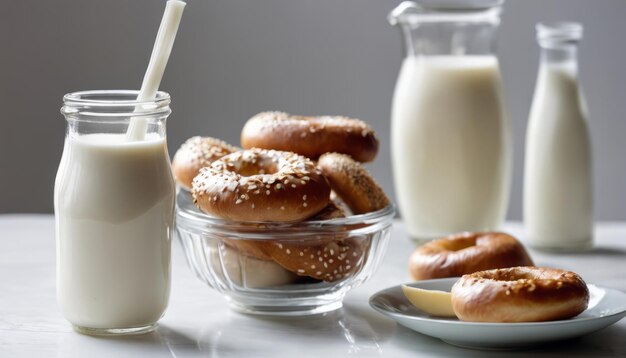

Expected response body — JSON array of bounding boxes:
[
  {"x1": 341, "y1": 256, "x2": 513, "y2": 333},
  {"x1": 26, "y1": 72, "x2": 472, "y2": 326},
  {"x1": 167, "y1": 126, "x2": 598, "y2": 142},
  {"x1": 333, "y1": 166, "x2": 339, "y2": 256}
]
[
  {"x1": 534, "y1": 43, "x2": 587, "y2": 120},
  {"x1": 535, "y1": 22, "x2": 582, "y2": 70},
  {"x1": 540, "y1": 44, "x2": 579, "y2": 68}
]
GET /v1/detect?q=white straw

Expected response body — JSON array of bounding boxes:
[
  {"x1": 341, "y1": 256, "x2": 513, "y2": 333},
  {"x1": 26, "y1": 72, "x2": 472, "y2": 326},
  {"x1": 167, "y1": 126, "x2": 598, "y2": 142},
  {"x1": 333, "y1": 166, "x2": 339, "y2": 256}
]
[{"x1": 126, "y1": 0, "x2": 186, "y2": 141}]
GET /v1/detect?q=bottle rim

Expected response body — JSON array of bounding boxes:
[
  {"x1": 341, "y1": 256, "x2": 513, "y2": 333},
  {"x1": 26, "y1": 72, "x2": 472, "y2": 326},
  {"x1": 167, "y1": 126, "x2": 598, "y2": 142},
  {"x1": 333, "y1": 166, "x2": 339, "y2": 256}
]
[
  {"x1": 61, "y1": 90, "x2": 171, "y2": 119},
  {"x1": 536, "y1": 22, "x2": 583, "y2": 44}
]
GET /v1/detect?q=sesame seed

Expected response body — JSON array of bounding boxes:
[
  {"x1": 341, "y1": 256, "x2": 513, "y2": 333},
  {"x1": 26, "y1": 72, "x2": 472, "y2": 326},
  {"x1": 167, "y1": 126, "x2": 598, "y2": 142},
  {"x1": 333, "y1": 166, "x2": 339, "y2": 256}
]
[
  {"x1": 303, "y1": 203, "x2": 308, "y2": 207},
  {"x1": 266, "y1": 190, "x2": 270, "y2": 195},
  {"x1": 311, "y1": 265, "x2": 316, "y2": 269},
  {"x1": 286, "y1": 249, "x2": 291, "y2": 255},
  {"x1": 299, "y1": 252, "x2": 304, "y2": 256},
  {"x1": 346, "y1": 265, "x2": 351, "y2": 270},
  {"x1": 291, "y1": 184, "x2": 296, "y2": 188},
  {"x1": 277, "y1": 243, "x2": 283, "y2": 249},
  {"x1": 235, "y1": 199, "x2": 242, "y2": 204},
  {"x1": 297, "y1": 269, "x2": 305, "y2": 273},
  {"x1": 316, "y1": 271, "x2": 322, "y2": 276},
  {"x1": 280, "y1": 206, "x2": 285, "y2": 210}
]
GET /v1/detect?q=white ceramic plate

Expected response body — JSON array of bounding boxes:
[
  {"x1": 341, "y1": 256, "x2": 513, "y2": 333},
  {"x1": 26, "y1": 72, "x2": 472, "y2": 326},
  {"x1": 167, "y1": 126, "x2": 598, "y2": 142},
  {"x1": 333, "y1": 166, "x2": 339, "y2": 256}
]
[{"x1": 369, "y1": 278, "x2": 626, "y2": 349}]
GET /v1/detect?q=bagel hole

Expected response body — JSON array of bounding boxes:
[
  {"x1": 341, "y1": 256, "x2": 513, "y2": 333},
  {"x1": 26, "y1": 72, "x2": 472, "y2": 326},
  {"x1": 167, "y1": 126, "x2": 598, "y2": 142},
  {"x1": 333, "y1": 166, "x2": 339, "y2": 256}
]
[
  {"x1": 238, "y1": 161, "x2": 279, "y2": 176},
  {"x1": 443, "y1": 237, "x2": 476, "y2": 251}
]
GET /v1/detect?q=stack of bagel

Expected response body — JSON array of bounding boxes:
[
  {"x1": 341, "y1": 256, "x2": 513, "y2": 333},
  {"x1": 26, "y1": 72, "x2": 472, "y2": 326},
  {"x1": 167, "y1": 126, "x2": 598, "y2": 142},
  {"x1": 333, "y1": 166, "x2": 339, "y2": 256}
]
[{"x1": 172, "y1": 111, "x2": 390, "y2": 284}]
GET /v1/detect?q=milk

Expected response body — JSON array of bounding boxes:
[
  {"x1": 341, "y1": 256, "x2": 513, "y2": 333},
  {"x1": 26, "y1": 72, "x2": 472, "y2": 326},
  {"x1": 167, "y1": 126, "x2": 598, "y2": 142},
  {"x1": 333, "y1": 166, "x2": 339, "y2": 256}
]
[
  {"x1": 524, "y1": 62, "x2": 592, "y2": 249},
  {"x1": 391, "y1": 56, "x2": 511, "y2": 239},
  {"x1": 55, "y1": 134, "x2": 175, "y2": 329}
]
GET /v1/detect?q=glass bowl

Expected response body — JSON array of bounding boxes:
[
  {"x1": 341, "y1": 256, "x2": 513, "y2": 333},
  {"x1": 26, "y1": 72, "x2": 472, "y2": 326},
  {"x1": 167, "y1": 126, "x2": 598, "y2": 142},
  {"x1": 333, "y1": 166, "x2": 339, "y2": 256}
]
[{"x1": 175, "y1": 190, "x2": 394, "y2": 316}]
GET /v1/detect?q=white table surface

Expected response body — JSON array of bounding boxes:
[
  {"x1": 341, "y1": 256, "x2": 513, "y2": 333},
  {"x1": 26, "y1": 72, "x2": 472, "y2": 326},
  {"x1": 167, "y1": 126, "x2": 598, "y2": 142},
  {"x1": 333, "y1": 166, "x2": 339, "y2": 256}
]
[{"x1": 1, "y1": 215, "x2": 625, "y2": 357}]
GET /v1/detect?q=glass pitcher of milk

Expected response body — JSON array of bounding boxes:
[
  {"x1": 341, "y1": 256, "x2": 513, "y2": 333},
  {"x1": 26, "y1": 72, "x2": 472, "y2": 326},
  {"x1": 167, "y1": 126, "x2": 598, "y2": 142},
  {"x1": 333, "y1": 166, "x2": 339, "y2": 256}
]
[
  {"x1": 54, "y1": 90, "x2": 176, "y2": 335},
  {"x1": 388, "y1": 0, "x2": 511, "y2": 241}
]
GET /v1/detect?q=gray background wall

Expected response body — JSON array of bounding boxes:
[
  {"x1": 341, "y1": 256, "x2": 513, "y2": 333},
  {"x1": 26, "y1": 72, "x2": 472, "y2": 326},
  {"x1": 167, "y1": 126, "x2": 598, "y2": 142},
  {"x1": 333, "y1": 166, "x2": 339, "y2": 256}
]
[{"x1": 1, "y1": 0, "x2": 624, "y2": 220}]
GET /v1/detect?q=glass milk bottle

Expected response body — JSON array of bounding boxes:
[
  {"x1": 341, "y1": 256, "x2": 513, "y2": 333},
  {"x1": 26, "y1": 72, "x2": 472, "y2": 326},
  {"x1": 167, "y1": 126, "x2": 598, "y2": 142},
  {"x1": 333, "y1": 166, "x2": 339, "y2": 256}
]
[
  {"x1": 388, "y1": 1, "x2": 512, "y2": 240},
  {"x1": 524, "y1": 23, "x2": 593, "y2": 251},
  {"x1": 54, "y1": 90, "x2": 176, "y2": 335}
]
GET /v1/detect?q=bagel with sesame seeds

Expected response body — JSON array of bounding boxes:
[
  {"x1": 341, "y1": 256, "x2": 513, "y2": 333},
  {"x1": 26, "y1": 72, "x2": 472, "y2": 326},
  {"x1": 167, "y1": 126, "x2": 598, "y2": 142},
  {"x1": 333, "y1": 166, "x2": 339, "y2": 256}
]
[
  {"x1": 451, "y1": 267, "x2": 589, "y2": 322},
  {"x1": 172, "y1": 136, "x2": 240, "y2": 190},
  {"x1": 317, "y1": 153, "x2": 390, "y2": 214},
  {"x1": 257, "y1": 237, "x2": 365, "y2": 282},
  {"x1": 191, "y1": 148, "x2": 331, "y2": 222},
  {"x1": 260, "y1": 200, "x2": 355, "y2": 282},
  {"x1": 241, "y1": 112, "x2": 379, "y2": 162}
]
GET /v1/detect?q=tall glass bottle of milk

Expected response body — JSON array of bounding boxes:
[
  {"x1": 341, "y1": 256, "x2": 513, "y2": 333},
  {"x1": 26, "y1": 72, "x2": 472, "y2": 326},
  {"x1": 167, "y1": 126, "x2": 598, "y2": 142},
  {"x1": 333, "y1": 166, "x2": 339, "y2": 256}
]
[
  {"x1": 524, "y1": 23, "x2": 593, "y2": 251},
  {"x1": 388, "y1": 1, "x2": 511, "y2": 240},
  {"x1": 55, "y1": 90, "x2": 176, "y2": 335}
]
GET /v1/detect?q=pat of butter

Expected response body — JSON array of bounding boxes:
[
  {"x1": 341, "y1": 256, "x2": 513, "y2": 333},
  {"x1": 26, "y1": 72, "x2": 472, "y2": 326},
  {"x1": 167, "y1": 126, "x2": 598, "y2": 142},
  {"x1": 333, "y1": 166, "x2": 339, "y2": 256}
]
[{"x1": 401, "y1": 285, "x2": 457, "y2": 318}]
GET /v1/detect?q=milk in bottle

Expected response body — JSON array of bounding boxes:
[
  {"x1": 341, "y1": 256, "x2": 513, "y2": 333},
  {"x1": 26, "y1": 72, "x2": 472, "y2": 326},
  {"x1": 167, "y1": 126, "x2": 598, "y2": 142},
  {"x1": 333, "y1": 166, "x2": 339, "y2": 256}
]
[
  {"x1": 55, "y1": 91, "x2": 175, "y2": 335},
  {"x1": 524, "y1": 22, "x2": 593, "y2": 250}
]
